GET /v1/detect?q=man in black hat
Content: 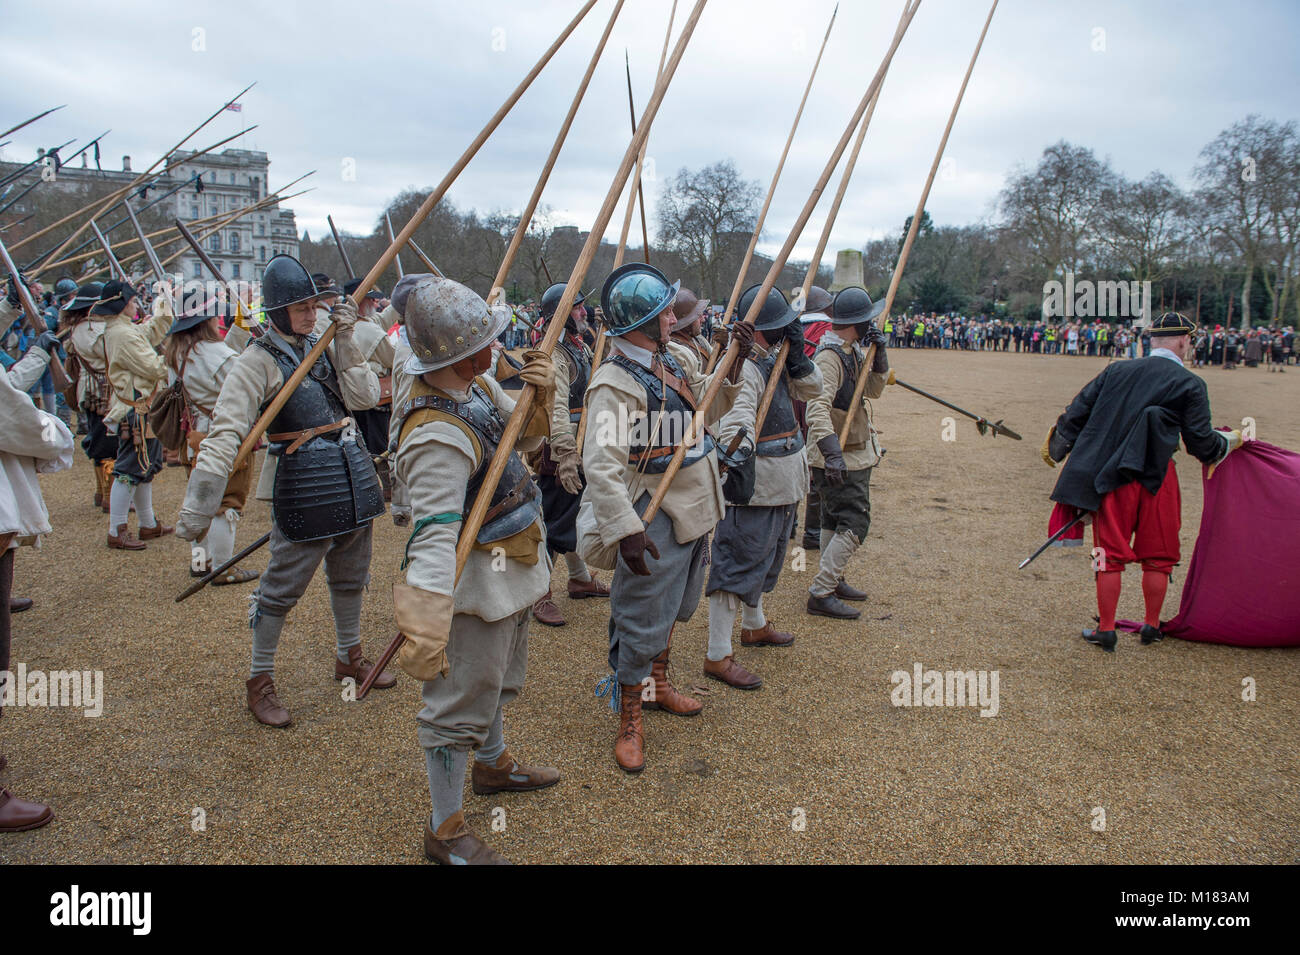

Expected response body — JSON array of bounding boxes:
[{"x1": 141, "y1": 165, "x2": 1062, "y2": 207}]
[
  {"x1": 175, "y1": 254, "x2": 394, "y2": 727},
  {"x1": 59, "y1": 281, "x2": 115, "y2": 509},
  {"x1": 1042, "y1": 312, "x2": 1243, "y2": 651},
  {"x1": 702, "y1": 283, "x2": 822, "y2": 690},
  {"x1": 528, "y1": 282, "x2": 609, "y2": 628},
  {"x1": 804, "y1": 286, "x2": 889, "y2": 620}
]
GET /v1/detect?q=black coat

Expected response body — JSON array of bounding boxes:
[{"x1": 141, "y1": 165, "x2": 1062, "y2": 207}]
[{"x1": 1048, "y1": 355, "x2": 1228, "y2": 512}]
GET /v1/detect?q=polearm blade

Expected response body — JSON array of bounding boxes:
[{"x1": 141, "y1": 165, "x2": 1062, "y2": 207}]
[
  {"x1": 0, "y1": 136, "x2": 77, "y2": 190},
  {"x1": 89, "y1": 219, "x2": 127, "y2": 281},
  {"x1": 175, "y1": 531, "x2": 271, "y2": 601},
  {"x1": 385, "y1": 213, "x2": 404, "y2": 278},
  {"x1": 327, "y1": 214, "x2": 355, "y2": 280},
  {"x1": 0, "y1": 105, "x2": 65, "y2": 142},
  {"x1": 174, "y1": 217, "x2": 260, "y2": 336},
  {"x1": 124, "y1": 201, "x2": 167, "y2": 285},
  {"x1": 1017, "y1": 512, "x2": 1087, "y2": 570},
  {"x1": 890, "y1": 375, "x2": 1022, "y2": 439}
]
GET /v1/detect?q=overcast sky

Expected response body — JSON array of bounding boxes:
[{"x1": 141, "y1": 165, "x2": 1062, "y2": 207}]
[{"x1": 3, "y1": 0, "x2": 1299, "y2": 263}]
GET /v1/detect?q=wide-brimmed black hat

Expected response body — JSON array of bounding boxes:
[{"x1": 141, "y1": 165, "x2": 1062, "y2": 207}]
[
  {"x1": 62, "y1": 281, "x2": 105, "y2": 313},
  {"x1": 1149, "y1": 312, "x2": 1196, "y2": 337},
  {"x1": 90, "y1": 280, "x2": 140, "y2": 316},
  {"x1": 312, "y1": 273, "x2": 342, "y2": 299}
]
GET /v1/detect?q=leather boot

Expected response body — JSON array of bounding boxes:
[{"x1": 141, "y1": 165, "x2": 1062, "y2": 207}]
[
  {"x1": 614, "y1": 683, "x2": 645, "y2": 774},
  {"x1": 835, "y1": 578, "x2": 867, "y2": 601},
  {"x1": 138, "y1": 522, "x2": 175, "y2": 540},
  {"x1": 703, "y1": 655, "x2": 762, "y2": 689},
  {"x1": 471, "y1": 749, "x2": 561, "y2": 795},
  {"x1": 807, "y1": 592, "x2": 861, "y2": 619},
  {"x1": 107, "y1": 523, "x2": 146, "y2": 551},
  {"x1": 246, "y1": 673, "x2": 292, "y2": 727},
  {"x1": 566, "y1": 576, "x2": 610, "y2": 599},
  {"x1": 740, "y1": 621, "x2": 794, "y2": 647},
  {"x1": 644, "y1": 640, "x2": 702, "y2": 717},
  {"x1": 334, "y1": 645, "x2": 396, "y2": 689},
  {"x1": 531, "y1": 590, "x2": 565, "y2": 627},
  {"x1": 0, "y1": 787, "x2": 54, "y2": 832},
  {"x1": 424, "y1": 811, "x2": 510, "y2": 865}
]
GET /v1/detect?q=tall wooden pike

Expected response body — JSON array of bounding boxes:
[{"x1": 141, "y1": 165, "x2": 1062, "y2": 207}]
[
  {"x1": 702, "y1": 2, "x2": 839, "y2": 375},
  {"x1": 230, "y1": 0, "x2": 600, "y2": 473},
  {"x1": 486, "y1": 0, "x2": 627, "y2": 305},
  {"x1": 0, "y1": 235, "x2": 73, "y2": 392},
  {"x1": 641, "y1": 0, "x2": 921, "y2": 527},
  {"x1": 838, "y1": 0, "x2": 998, "y2": 447},
  {"x1": 359, "y1": 0, "x2": 711, "y2": 699}
]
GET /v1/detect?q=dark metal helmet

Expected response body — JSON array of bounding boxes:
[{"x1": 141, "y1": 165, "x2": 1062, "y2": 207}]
[
  {"x1": 539, "y1": 282, "x2": 585, "y2": 320},
  {"x1": 601, "y1": 263, "x2": 679, "y2": 338},
  {"x1": 737, "y1": 283, "x2": 797, "y2": 333},
  {"x1": 62, "y1": 281, "x2": 104, "y2": 314},
  {"x1": 831, "y1": 286, "x2": 886, "y2": 326},
  {"x1": 803, "y1": 285, "x2": 833, "y2": 316},
  {"x1": 263, "y1": 254, "x2": 320, "y2": 333},
  {"x1": 54, "y1": 277, "x2": 78, "y2": 299}
]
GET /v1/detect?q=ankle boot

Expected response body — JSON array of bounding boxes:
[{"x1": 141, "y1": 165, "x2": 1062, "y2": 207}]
[
  {"x1": 246, "y1": 673, "x2": 292, "y2": 727},
  {"x1": 615, "y1": 683, "x2": 645, "y2": 773},
  {"x1": 138, "y1": 522, "x2": 174, "y2": 540},
  {"x1": 424, "y1": 811, "x2": 510, "y2": 865},
  {"x1": 334, "y1": 644, "x2": 396, "y2": 689},
  {"x1": 0, "y1": 788, "x2": 53, "y2": 832},
  {"x1": 644, "y1": 638, "x2": 702, "y2": 717},
  {"x1": 107, "y1": 523, "x2": 146, "y2": 550}
]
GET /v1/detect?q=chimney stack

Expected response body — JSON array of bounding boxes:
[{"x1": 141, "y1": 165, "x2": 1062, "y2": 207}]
[{"x1": 122, "y1": 155, "x2": 132, "y2": 172}]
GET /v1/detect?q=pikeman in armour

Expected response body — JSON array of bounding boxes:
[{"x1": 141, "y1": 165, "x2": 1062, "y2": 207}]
[
  {"x1": 391, "y1": 277, "x2": 561, "y2": 865},
  {"x1": 703, "y1": 284, "x2": 822, "y2": 689},
  {"x1": 529, "y1": 283, "x2": 610, "y2": 627},
  {"x1": 668, "y1": 287, "x2": 711, "y2": 366},
  {"x1": 797, "y1": 285, "x2": 834, "y2": 552},
  {"x1": 579, "y1": 263, "x2": 751, "y2": 773},
  {"x1": 804, "y1": 286, "x2": 889, "y2": 620},
  {"x1": 175, "y1": 254, "x2": 393, "y2": 728}
]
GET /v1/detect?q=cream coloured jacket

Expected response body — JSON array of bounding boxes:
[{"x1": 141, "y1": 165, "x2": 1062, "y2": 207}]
[
  {"x1": 102, "y1": 297, "x2": 173, "y2": 424},
  {"x1": 805, "y1": 332, "x2": 887, "y2": 471}
]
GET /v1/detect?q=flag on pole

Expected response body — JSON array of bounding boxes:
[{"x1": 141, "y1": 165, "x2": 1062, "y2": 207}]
[{"x1": 225, "y1": 102, "x2": 242, "y2": 112}]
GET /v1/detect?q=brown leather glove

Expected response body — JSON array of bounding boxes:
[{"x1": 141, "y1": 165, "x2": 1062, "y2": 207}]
[
  {"x1": 726, "y1": 322, "x2": 755, "y2": 382},
  {"x1": 556, "y1": 449, "x2": 583, "y2": 495},
  {"x1": 618, "y1": 530, "x2": 660, "y2": 576},
  {"x1": 710, "y1": 324, "x2": 729, "y2": 351},
  {"x1": 817, "y1": 434, "x2": 847, "y2": 486}
]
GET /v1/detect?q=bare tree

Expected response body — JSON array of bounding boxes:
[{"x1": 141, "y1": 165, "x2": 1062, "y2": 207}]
[
  {"x1": 655, "y1": 160, "x2": 761, "y2": 299},
  {"x1": 1097, "y1": 171, "x2": 1189, "y2": 286}
]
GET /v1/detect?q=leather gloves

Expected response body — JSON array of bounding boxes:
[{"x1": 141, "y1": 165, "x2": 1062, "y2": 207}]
[
  {"x1": 556, "y1": 449, "x2": 583, "y2": 495},
  {"x1": 783, "y1": 320, "x2": 814, "y2": 378},
  {"x1": 864, "y1": 324, "x2": 889, "y2": 373},
  {"x1": 619, "y1": 530, "x2": 660, "y2": 576},
  {"x1": 817, "y1": 434, "x2": 847, "y2": 486},
  {"x1": 329, "y1": 297, "x2": 359, "y2": 333},
  {"x1": 1040, "y1": 426, "x2": 1058, "y2": 468},
  {"x1": 726, "y1": 321, "x2": 755, "y2": 382},
  {"x1": 176, "y1": 468, "x2": 226, "y2": 542},
  {"x1": 35, "y1": 331, "x2": 61, "y2": 356},
  {"x1": 518, "y1": 349, "x2": 555, "y2": 393}
]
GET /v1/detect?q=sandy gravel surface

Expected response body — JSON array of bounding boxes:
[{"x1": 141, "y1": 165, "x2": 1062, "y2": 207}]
[{"x1": 2, "y1": 349, "x2": 1296, "y2": 864}]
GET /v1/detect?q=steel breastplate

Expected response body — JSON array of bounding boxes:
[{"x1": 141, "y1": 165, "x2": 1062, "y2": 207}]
[
  {"x1": 607, "y1": 352, "x2": 715, "y2": 475},
  {"x1": 395, "y1": 381, "x2": 542, "y2": 545},
  {"x1": 253, "y1": 334, "x2": 385, "y2": 542},
  {"x1": 748, "y1": 350, "x2": 804, "y2": 458}
]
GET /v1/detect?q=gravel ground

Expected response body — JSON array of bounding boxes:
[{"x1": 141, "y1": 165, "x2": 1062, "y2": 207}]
[{"x1": 1, "y1": 349, "x2": 1296, "y2": 864}]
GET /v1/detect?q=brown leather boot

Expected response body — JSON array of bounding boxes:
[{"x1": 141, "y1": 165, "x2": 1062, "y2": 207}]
[
  {"x1": 703, "y1": 655, "x2": 763, "y2": 689},
  {"x1": 471, "y1": 749, "x2": 561, "y2": 795},
  {"x1": 0, "y1": 787, "x2": 54, "y2": 832},
  {"x1": 424, "y1": 811, "x2": 510, "y2": 865},
  {"x1": 530, "y1": 590, "x2": 565, "y2": 627},
  {"x1": 644, "y1": 643, "x2": 702, "y2": 717},
  {"x1": 566, "y1": 576, "x2": 610, "y2": 599},
  {"x1": 740, "y1": 621, "x2": 795, "y2": 647},
  {"x1": 107, "y1": 523, "x2": 146, "y2": 550},
  {"x1": 138, "y1": 522, "x2": 174, "y2": 540},
  {"x1": 334, "y1": 645, "x2": 396, "y2": 690},
  {"x1": 246, "y1": 673, "x2": 292, "y2": 727},
  {"x1": 614, "y1": 683, "x2": 645, "y2": 774}
]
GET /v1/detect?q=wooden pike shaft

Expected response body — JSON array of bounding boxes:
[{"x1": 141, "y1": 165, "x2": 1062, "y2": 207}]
[
  {"x1": 12, "y1": 85, "x2": 255, "y2": 254},
  {"x1": 0, "y1": 234, "x2": 73, "y2": 391},
  {"x1": 838, "y1": 0, "x2": 997, "y2": 447},
  {"x1": 625, "y1": 53, "x2": 652, "y2": 264},
  {"x1": 753, "y1": 69, "x2": 891, "y2": 437},
  {"x1": 703, "y1": 2, "x2": 839, "y2": 376},
  {"x1": 231, "y1": 0, "x2": 599, "y2": 474},
  {"x1": 487, "y1": 0, "x2": 626, "y2": 305},
  {"x1": 641, "y1": 0, "x2": 921, "y2": 527},
  {"x1": 455, "y1": 0, "x2": 708, "y2": 580}
]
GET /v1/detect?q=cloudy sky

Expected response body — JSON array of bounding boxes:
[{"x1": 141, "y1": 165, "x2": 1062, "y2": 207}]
[{"x1": 3, "y1": 0, "x2": 1298, "y2": 263}]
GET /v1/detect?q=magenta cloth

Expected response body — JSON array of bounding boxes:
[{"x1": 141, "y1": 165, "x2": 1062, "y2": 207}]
[{"x1": 1122, "y1": 440, "x2": 1300, "y2": 647}]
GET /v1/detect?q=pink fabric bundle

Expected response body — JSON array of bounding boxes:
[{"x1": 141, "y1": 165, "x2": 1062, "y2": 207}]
[{"x1": 1154, "y1": 440, "x2": 1300, "y2": 647}]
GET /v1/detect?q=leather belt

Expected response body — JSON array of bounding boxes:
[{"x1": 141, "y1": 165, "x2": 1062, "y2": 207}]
[
  {"x1": 269, "y1": 417, "x2": 351, "y2": 455},
  {"x1": 481, "y1": 473, "x2": 532, "y2": 524}
]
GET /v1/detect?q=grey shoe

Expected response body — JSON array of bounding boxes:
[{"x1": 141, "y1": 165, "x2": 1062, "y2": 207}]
[{"x1": 807, "y1": 592, "x2": 862, "y2": 619}]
